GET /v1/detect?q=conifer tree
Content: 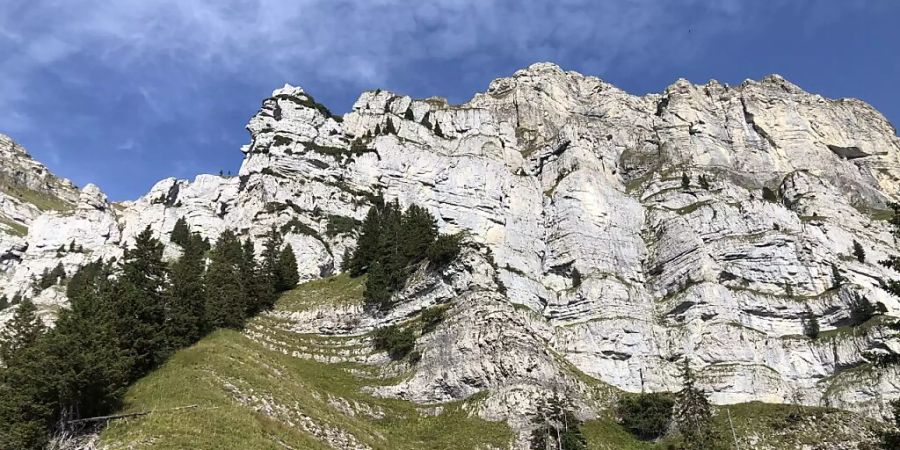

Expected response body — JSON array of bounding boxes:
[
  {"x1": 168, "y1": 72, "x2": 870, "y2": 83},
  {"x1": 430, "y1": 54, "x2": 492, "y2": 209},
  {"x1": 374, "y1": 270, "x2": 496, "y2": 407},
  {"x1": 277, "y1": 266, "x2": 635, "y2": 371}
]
[
  {"x1": 374, "y1": 124, "x2": 382, "y2": 135},
  {"x1": 853, "y1": 240, "x2": 866, "y2": 263},
  {"x1": 276, "y1": 244, "x2": 300, "y2": 292},
  {"x1": 204, "y1": 230, "x2": 246, "y2": 329},
  {"x1": 0, "y1": 298, "x2": 45, "y2": 364},
  {"x1": 113, "y1": 227, "x2": 169, "y2": 376},
  {"x1": 831, "y1": 263, "x2": 845, "y2": 289},
  {"x1": 166, "y1": 232, "x2": 208, "y2": 348},
  {"x1": 681, "y1": 172, "x2": 690, "y2": 190},
  {"x1": 170, "y1": 217, "x2": 191, "y2": 247},
  {"x1": 364, "y1": 260, "x2": 391, "y2": 311},
  {"x1": 530, "y1": 394, "x2": 587, "y2": 450},
  {"x1": 698, "y1": 174, "x2": 710, "y2": 190},
  {"x1": 261, "y1": 225, "x2": 283, "y2": 290},
  {"x1": 401, "y1": 204, "x2": 438, "y2": 263},
  {"x1": 802, "y1": 305, "x2": 820, "y2": 339},
  {"x1": 241, "y1": 239, "x2": 272, "y2": 315},
  {"x1": 674, "y1": 360, "x2": 723, "y2": 450},
  {"x1": 0, "y1": 295, "x2": 8, "y2": 310}
]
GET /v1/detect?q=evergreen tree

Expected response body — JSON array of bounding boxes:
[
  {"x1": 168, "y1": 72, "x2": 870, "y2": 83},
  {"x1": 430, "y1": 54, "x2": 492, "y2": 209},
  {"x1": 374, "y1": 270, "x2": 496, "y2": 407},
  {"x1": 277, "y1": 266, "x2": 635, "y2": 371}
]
[
  {"x1": 674, "y1": 360, "x2": 723, "y2": 450},
  {"x1": 261, "y1": 225, "x2": 283, "y2": 294},
  {"x1": 831, "y1": 263, "x2": 845, "y2": 290},
  {"x1": 802, "y1": 305, "x2": 820, "y2": 339},
  {"x1": 166, "y1": 232, "x2": 208, "y2": 348},
  {"x1": 170, "y1": 217, "x2": 191, "y2": 247},
  {"x1": 364, "y1": 260, "x2": 391, "y2": 311},
  {"x1": 0, "y1": 298, "x2": 45, "y2": 364},
  {"x1": 530, "y1": 394, "x2": 587, "y2": 450},
  {"x1": 112, "y1": 227, "x2": 169, "y2": 376},
  {"x1": 204, "y1": 230, "x2": 246, "y2": 329},
  {"x1": 276, "y1": 245, "x2": 300, "y2": 292},
  {"x1": 0, "y1": 295, "x2": 7, "y2": 310},
  {"x1": 681, "y1": 172, "x2": 690, "y2": 190},
  {"x1": 242, "y1": 238, "x2": 275, "y2": 314},
  {"x1": 47, "y1": 261, "x2": 131, "y2": 422},
  {"x1": 853, "y1": 240, "x2": 866, "y2": 263},
  {"x1": 400, "y1": 205, "x2": 438, "y2": 264},
  {"x1": 697, "y1": 174, "x2": 710, "y2": 190}
]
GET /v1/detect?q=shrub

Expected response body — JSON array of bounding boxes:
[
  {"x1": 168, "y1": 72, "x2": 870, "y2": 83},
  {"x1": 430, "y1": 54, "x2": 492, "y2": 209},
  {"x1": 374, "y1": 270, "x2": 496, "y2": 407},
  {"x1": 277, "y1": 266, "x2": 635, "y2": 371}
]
[
  {"x1": 616, "y1": 393, "x2": 675, "y2": 440},
  {"x1": 571, "y1": 268, "x2": 583, "y2": 289},
  {"x1": 681, "y1": 172, "x2": 690, "y2": 190},
  {"x1": 372, "y1": 325, "x2": 416, "y2": 360},
  {"x1": 762, "y1": 187, "x2": 778, "y2": 202}
]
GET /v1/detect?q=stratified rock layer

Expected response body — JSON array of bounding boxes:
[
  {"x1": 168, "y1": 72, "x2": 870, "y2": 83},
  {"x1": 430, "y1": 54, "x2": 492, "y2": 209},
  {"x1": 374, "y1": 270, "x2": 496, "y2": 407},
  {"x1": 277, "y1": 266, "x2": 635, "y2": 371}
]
[{"x1": 2, "y1": 63, "x2": 900, "y2": 426}]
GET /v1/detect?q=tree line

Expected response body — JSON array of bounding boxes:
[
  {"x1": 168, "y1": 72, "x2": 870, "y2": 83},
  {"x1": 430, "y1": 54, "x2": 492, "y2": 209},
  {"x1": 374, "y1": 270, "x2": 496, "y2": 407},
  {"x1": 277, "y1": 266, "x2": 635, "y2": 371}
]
[
  {"x1": 344, "y1": 199, "x2": 461, "y2": 312},
  {"x1": 0, "y1": 219, "x2": 299, "y2": 449}
]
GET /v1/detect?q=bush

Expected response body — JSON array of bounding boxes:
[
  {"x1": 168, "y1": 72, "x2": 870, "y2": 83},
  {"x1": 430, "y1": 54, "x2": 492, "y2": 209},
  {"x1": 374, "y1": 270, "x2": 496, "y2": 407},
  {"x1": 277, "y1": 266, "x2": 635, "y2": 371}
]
[
  {"x1": 372, "y1": 325, "x2": 416, "y2": 360},
  {"x1": 762, "y1": 187, "x2": 778, "y2": 202},
  {"x1": 616, "y1": 393, "x2": 675, "y2": 440},
  {"x1": 427, "y1": 233, "x2": 462, "y2": 267}
]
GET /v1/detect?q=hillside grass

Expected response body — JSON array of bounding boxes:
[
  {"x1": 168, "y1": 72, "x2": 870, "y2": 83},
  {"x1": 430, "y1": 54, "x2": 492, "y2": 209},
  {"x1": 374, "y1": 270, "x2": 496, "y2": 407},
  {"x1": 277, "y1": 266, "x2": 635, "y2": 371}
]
[
  {"x1": 0, "y1": 178, "x2": 72, "y2": 212},
  {"x1": 99, "y1": 275, "x2": 512, "y2": 450},
  {"x1": 99, "y1": 276, "x2": 882, "y2": 450}
]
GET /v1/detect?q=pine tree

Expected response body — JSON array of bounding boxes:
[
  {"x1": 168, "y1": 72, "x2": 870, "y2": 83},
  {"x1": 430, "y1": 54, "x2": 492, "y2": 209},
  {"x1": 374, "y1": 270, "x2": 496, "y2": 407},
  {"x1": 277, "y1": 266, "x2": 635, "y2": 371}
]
[
  {"x1": 674, "y1": 360, "x2": 723, "y2": 450},
  {"x1": 241, "y1": 239, "x2": 272, "y2": 315},
  {"x1": 170, "y1": 217, "x2": 191, "y2": 247},
  {"x1": 364, "y1": 260, "x2": 391, "y2": 311},
  {"x1": 681, "y1": 172, "x2": 690, "y2": 190},
  {"x1": 831, "y1": 263, "x2": 845, "y2": 290},
  {"x1": 261, "y1": 225, "x2": 283, "y2": 287},
  {"x1": 400, "y1": 204, "x2": 438, "y2": 264},
  {"x1": 349, "y1": 205, "x2": 384, "y2": 276},
  {"x1": 113, "y1": 227, "x2": 170, "y2": 376},
  {"x1": 0, "y1": 298, "x2": 45, "y2": 363},
  {"x1": 802, "y1": 305, "x2": 820, "y2": 339},
  {"x1": 530, "y1": 394, "x2": 587, "y2": 450},
  {"x1": 204, "y1": 230, "x2": 246, "y2": 329},
  {"x1": 374, "y1": 124, "x2": 382, "y2": 135},
  {"x1": 0, "y1": 295, "x2": 8, "y2": 310},
  {"x1": 853, "y1": 240, "x2": 866, "y2": 263},
  {"x1": 166, "y1": 232, "x2": 208, "y2": 348},
  {"x1": 698, "y1": 174, "x2": 710, "y2": 190},
  {"x1": 276, "y1": 244, "x2": 300, "y2": 292}
]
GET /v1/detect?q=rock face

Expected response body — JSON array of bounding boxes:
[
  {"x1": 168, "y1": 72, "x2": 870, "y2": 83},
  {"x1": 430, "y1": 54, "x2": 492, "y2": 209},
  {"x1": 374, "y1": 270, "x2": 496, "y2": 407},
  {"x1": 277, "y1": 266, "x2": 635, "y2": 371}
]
[{"x1": 2, "y1": 63, "x2": 900, "y2": 429}]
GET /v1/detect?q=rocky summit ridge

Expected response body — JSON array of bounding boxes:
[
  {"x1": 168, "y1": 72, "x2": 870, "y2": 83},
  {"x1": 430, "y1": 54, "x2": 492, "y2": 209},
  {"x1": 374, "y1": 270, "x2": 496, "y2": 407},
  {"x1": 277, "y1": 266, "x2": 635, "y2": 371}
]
[{"x1": 2, "y1": 62, "x2": 900, "y2": 442}]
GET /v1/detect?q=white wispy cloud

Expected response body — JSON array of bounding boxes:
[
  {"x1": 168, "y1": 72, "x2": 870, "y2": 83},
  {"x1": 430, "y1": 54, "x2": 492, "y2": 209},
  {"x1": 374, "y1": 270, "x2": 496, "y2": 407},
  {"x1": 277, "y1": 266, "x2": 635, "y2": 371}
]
[{"x1": 0, "y1": 0, "x2": 880, "y2": 198}]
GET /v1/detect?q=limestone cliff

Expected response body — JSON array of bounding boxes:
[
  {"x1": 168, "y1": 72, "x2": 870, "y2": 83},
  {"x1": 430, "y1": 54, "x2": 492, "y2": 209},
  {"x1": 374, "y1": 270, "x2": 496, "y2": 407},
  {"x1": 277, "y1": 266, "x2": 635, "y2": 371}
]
[{"x1": 2, "y1": 63, "x2": 900, "y2": 438}]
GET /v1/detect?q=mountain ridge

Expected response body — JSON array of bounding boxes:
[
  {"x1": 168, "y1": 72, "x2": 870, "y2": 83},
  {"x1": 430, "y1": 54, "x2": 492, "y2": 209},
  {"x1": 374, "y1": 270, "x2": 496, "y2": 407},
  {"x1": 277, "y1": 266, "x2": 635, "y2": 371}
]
[{"x1": 2, "y1": 62, "x2": 900, "y2": 447}]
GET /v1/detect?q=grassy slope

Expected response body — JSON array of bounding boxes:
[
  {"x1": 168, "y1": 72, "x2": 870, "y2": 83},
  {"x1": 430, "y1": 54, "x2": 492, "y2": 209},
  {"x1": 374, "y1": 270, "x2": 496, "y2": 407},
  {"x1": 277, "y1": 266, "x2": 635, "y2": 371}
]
[{"x1": 100, "y1": 275, "x2": 882, "y2": 450}]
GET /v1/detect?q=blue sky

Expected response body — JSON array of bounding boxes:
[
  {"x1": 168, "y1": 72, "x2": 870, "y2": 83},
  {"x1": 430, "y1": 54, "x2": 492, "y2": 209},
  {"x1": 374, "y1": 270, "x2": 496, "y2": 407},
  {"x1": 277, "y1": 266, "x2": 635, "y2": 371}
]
[{"x1": 1, "y1": 0, "x2": 898, "y2": 200}]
